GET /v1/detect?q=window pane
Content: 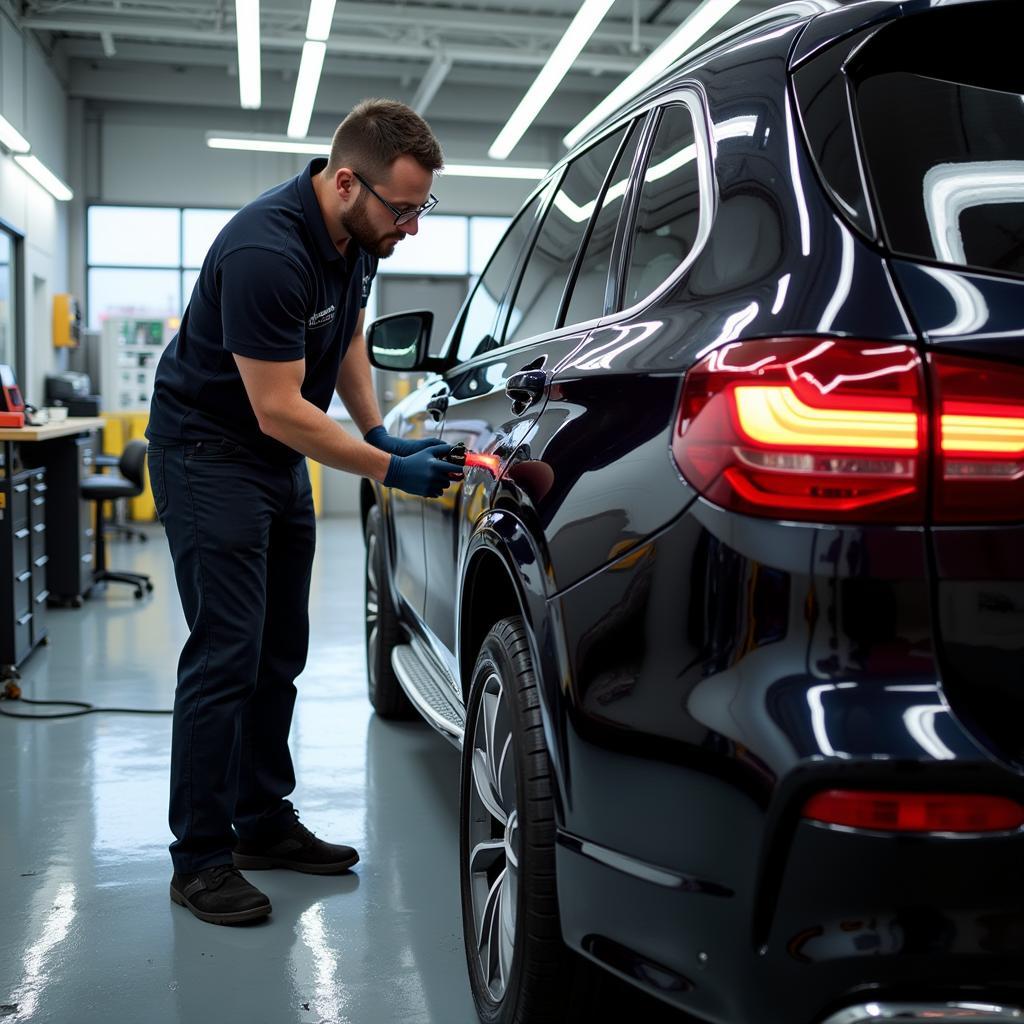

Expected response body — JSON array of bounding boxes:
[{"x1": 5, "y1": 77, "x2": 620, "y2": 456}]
[
  {"x1": 858, "y1": 72, "x2": 1024, "y2": 277},
  {"x1": 182, "y1": 269, "x2": 200, "y2": 309},
  {"x1": 564, "y1": 122, "x2": 641, "y2": 327},
  {"x1": 623, "y1": 105, "x2": 702, "y2": 309},
  {"x1": 0, "y1": 231, "x2": 13, "y2": 370},
  {"x1": 378, "y1": 215, "x2": 468, "y2": 275},
  {"x1": 455, "y1": 190, "x2": 548, "y2": 363},
  {"x1": 88, "y1": 207, "x2": 181, "y2": 267},
  {"x1": 505, "y1": 126, "x2": 629, "y2": 345},
  {"x1": 88, "y1": 268, "x2": 181, "y2": 330},
  {"x1": 183, "y1": 208, "x2": 235, "y2": 268},
  {"x1": 469, "y1": 217, "x2": 512, "y2": 275}
]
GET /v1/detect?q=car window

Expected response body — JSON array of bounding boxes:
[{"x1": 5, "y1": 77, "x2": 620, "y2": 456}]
[
  {"x1": 622, "y1": 104, "x2": 702, "y2": 309},
  {"x1": 857, "y1": 73, "x2": 1024, "y2": 278},
  {"x1": 562, "y1": 121, "x2": 643, "y2": 328},
  {"x1": 503, "y1": 125, "x2": 631, "y2": 346},
  {"x1": 455, "y1": 188, "x2": 548, "y2": 363},
  {"x1": 848, "y1": 3, "x2": 1024, "y2": 279}
]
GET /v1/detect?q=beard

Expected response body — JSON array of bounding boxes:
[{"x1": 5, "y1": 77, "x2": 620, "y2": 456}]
[{"x1": 340, "y1": 191, "x2": 403, "y2": 258}]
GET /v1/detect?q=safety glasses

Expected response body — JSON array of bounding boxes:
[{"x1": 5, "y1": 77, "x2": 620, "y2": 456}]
[{"x1": 353, "y1": 171, "x2": 438, "y2": 226}]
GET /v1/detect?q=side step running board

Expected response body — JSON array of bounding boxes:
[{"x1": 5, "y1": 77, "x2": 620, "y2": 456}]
[{"x1": 391, "y1": 642, "x2": 465, "y2": 745}]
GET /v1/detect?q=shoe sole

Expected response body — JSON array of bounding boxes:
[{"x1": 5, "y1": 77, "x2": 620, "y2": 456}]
[
  {"x1": 231, "y1": 851, "x2": 360, "y2": 875},
  {"x1": 170, "y1": 884, "x2": 272, "y2": 925}
]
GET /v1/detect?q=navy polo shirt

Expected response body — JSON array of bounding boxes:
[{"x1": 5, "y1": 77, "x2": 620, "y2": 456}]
[{"x1": 147, "y1": 158, "x2": 377, "y2": 465}]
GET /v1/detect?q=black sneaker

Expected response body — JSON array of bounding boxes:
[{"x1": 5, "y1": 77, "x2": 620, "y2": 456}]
[
  {"x1": 233, "y1": 818, "x2": 360, "y2": 875},
  {"x1": 170, "y1": 864, "x2": 271, "y2": 926}
]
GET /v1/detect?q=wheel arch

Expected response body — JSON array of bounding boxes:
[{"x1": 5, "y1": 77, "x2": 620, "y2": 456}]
[{"x1": 459, "y1": 509, "x2": 572, "y2": 818}]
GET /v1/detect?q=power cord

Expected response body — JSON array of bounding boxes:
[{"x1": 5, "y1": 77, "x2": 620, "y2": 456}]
[{"x1": 0, "y1": 680, "x2": 173, "y2": 720}]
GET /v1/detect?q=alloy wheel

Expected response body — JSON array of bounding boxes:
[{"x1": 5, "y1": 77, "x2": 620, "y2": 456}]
[
  {"x1": 365, "y1": 530, "x2": 380, "y2": 690},
  {"x1": 466, "y1": 669, "x2": 520, "y2": 1001}
]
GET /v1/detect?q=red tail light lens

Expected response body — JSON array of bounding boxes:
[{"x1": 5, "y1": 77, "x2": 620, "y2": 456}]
[
  {"x1": 673, "y1": 339, "x2": 927, "y2": 522},
  {"x1": 931, "y1": 354, "x2": 1024, "y2": 523},
  {"x1": 803, "y1": 789, "x2": 1024, "y2": 833}
]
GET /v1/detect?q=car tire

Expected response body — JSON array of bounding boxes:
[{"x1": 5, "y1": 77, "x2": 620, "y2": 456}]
[
  {"x1": 364, "y1": 503, "x2": 414, "y2": 719},
  {"x1": 460, "y1": 615, "x2": 572, "y2": 1024}
]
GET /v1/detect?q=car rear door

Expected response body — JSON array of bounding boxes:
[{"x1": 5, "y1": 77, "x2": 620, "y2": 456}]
[{"x1": 421, "y1": 117, "x2": 648, "y2": 665}]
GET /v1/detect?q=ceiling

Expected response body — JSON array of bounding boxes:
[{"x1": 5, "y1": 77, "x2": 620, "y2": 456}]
[{"x1": 10, "y1": 0, "x2": 783, "y2": 163}]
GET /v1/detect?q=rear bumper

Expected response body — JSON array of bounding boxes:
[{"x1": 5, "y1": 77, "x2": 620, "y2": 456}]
[
  {"x1": 557, "y1": 809, "x2": 1024, "y2": 1024},
  {"x1": 820, "y1": 1003, "x2": 1024, "y2": 1023}
]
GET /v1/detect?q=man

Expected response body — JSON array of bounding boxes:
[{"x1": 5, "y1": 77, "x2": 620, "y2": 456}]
[{"x1": 146, "y1": 99, "x2": 459, "y2": 926}]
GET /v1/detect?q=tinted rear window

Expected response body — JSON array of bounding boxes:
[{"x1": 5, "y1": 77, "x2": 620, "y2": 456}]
[{"x1": 851, "y1": 2, "x2": 1024, "y2": 278}]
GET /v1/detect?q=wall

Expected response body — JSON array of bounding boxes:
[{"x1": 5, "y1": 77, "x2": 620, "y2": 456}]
[{"x1": 0, "y1": 9, "x2": 70, "y2": 405}]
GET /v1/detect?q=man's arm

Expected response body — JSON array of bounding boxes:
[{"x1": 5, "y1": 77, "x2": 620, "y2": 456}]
[
  {"x1": 335, "y1": 309, "x2": 385, "y2": 435},
  {"x1": 234, "y1": 353, "x2": 391, "y2": 481}
]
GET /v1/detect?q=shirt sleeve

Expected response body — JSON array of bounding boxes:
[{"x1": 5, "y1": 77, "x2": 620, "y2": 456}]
[
  {"x1": 360, "y1": 254, "x2": 379, "y2": 309},
  {"x1": 218, "y1": 246, "x2": 310, "y2": 361}
]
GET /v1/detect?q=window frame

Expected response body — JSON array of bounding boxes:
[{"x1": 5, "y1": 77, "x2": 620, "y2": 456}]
[
  {"x1": 440, "y1": 113, "x2": 658, "y2": 373},
  {"x1": 0, "y1": 217, "x2": 25, "y2": 381},
  {"x1": 85, "y1": 202, "x2": 237, "y2": 328},
  {"x1": 437, "y1": 87, "x2": 715, "y2": 376}
]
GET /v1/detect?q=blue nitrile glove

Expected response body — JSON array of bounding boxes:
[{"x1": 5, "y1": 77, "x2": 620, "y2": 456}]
[
  {"x1": 384, "y1": 442, "x2": 463, "y2": 499},
  {"x1": 365, "y1": 425, "x2": 443, "y2": 457}
]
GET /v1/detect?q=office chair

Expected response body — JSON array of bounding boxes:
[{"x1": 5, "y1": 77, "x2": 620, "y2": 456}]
[
  {"x1": 80, "y1": 439, "x2": 155, "y2": 600},
  {"x1": 94, "y1": 452, "x2": 149, "y2": 543}
]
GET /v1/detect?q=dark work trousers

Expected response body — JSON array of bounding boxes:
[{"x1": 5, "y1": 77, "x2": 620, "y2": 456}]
[{"x1": 147, "y1": 440, "x2": 316, "y2": 874}]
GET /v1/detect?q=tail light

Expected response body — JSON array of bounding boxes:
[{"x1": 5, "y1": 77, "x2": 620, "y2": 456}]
[
  {"x1": 673, "y1": 338, "x2": 928, "y2": 523},
  {"x1": 931, "y1": 354, "x2": 1024, "y2": 523},
  {"x1": 803, "y1": 789, "x2": 1024, "y2": 833}
]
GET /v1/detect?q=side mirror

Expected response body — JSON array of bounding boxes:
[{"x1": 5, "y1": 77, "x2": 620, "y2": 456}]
[{"x1": 366, "y1": 310, "x2": 447, "y2": 373}]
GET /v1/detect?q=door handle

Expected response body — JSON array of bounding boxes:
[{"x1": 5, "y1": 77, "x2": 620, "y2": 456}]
[
  {"x1": 505, "y1": 369, "x2": 548, "y2": 414},
  {"x1": 426, "y1": 390, "x2": 449, "y2": 421}
]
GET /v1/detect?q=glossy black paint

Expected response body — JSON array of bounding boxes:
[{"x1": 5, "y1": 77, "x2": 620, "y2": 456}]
[{"x1": 368, "y1": 2, "x2": 1024, "y2": 1021}]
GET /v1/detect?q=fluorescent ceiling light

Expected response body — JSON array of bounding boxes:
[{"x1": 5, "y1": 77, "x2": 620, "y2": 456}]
[
  {"x1": 489, "y1": 0, "x2": 617, "y2": 160},
  {"x1": 305, "y1": 0, "x2": 337, "y2": 41},
  {"x1": 235, "y1": 0, "x2": 262, "y2": 109},
  {"x1": 288, "y1": 40, "x2": 327, "y2": 138},
  {"x1": 205, "y1": 133, "x2": 547, "y2": 178},
  {"x1": 207, "y1": 134, "x2": 329, "y2": 154},
  {"x1": 564, "y1": 0, "x2": 744, "y2": 150},
  {"x1": 442, "y1": 163, "x2": 547, "y2": 180},
  {"x1": 0, "y1": 115, "x2": 30, "y2": 154},
  {"x1": 14, "y1": 155, "x2": 73, "y2": 201}
]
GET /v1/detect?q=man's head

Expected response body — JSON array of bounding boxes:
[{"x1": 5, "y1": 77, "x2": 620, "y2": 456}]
[{"x1": 320, "y1": 98, "x2": 444, "y2": 258}]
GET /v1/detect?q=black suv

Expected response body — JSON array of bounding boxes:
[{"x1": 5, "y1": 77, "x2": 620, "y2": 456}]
[{"x1": 362, "y1": 2, "x2": 1024, "y2": 1022}]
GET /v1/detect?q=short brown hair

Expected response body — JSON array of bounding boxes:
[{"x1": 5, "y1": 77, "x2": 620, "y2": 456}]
[{"x1": 327, "y1": 98, "x2": 443, "y2": 182}]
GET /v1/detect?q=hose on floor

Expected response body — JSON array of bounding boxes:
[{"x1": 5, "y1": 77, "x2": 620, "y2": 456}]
[{"x1": 0, "y1": 680, "x2": 173, "y2": 720}]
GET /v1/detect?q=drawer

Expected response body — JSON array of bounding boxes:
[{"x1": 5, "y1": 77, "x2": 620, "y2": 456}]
[
  {"x1": 12, "y1": 527, "x2": 31, "y2": 576},
  {"x1": 30, "y1": 491, "x2": 46, "y2": 526},
  {"x1": 13, "y1": 577, "x2": 31, "y2": 619},
  {"x1": 13, "y1": 611, "x2": 32, "y2": 664},
  {"x1": 32, "y1": 587, "x2": 49, "y2": 643},
  {"x1": 10, "y1": 479, "x2": 30, "y2": 528}
]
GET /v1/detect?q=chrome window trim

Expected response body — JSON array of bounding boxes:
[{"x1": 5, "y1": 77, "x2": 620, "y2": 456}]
[{"x1": 601, "y1": 85, "x2": 716, "y2": 326}]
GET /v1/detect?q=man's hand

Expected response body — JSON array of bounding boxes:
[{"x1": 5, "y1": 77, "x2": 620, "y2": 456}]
[
  {"x1": 365, "y1": 425, "x2": 445, "y2": 458},
  {"x1": 384, "y1": 441, "x2": 463, "y2": 498}
]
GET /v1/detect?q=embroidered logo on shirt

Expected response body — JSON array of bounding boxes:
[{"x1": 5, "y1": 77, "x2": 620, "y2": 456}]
[{"x1": 307, "y1": 305, "x2": 336, "y2": 330}]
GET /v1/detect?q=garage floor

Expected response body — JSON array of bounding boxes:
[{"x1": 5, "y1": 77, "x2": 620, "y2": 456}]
[{"x1": 0, "y1": 518, "x2": 478, "y2": 1024}]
